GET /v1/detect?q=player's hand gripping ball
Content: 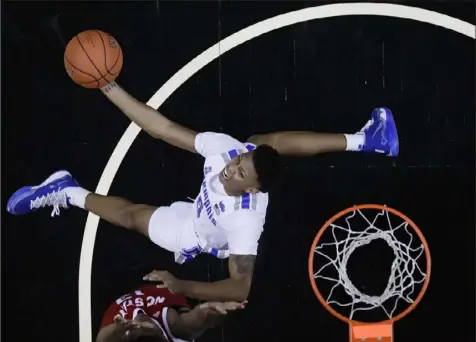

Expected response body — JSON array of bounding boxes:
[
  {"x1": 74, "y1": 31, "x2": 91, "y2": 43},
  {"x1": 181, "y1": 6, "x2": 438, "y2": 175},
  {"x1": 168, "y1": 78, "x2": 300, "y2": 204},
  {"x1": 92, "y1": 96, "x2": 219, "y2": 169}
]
[{"x1": 64, "y1": 30, "x2": 123, "y2": 88}]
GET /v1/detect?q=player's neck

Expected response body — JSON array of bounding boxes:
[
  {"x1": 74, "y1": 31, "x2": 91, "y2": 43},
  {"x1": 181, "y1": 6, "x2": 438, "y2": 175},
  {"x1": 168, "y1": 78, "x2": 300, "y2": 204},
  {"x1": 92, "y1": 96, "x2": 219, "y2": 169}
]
[{"x1": 221, "y1": 181, "x2": 243, "y2": 197}]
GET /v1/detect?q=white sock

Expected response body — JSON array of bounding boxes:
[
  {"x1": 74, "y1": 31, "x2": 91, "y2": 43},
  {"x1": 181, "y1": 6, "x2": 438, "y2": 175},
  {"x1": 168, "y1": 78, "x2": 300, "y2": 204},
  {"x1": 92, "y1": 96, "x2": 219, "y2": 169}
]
[
  {"x1": 344, "y1": 133, "x2": 365, "y2": 151},
  {"x1": 64, "y1": 187, "x2": 91, "y2": 209}
]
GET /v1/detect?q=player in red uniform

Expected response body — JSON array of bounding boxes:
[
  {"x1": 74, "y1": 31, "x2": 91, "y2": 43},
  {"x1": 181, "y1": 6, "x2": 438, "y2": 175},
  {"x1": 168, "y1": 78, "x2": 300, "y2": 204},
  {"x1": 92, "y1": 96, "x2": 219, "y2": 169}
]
[{"x1": 97, "y1": 284, "x2": 246, "y2": 342}]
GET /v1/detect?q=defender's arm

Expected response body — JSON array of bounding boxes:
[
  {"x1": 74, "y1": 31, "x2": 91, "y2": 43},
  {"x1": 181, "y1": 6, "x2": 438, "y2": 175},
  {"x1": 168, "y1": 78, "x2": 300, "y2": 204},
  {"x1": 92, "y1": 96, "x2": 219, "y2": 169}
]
[
  {"x1": 101, "y1": 81, "x2": 198, "y2": 153},
  {"x1": 167, "y1": 306, "x2": 224, "y2": 340}
]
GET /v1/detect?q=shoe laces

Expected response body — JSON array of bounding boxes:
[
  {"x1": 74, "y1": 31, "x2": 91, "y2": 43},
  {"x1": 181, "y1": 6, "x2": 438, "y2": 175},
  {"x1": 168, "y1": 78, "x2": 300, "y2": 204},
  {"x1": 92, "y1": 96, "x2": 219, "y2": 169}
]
[
  {"x1": 29, "y1": 189, "x2": 69, "y2": 217},
  {"x1": 358, "y1": 119, "x2": 374, "y2": 133}
]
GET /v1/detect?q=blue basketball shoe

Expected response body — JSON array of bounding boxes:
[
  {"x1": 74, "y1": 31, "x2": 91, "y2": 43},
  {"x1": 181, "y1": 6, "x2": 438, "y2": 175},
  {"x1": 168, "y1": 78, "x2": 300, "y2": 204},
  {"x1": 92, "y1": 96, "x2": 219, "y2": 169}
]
[
  {"x1": 359, "y1": 107, "x2": 399, "y2": 157},
  {"x1": 7, "y1": 170, "x2": 78, "y2": 217}
]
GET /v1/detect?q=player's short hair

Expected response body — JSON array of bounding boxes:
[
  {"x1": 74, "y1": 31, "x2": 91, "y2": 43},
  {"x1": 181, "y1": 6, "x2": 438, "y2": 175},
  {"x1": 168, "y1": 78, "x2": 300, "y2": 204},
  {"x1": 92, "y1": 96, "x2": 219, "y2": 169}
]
[{"x1": 252, "y1": 144, "x2": 284, "y2": 193}]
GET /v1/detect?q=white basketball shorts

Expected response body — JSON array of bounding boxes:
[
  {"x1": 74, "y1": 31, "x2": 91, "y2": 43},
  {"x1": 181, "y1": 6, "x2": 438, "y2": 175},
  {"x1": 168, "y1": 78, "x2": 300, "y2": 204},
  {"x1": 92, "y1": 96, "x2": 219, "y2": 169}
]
[{"x1": 147, "y1": 201, "x2": 198, "y2": 254}]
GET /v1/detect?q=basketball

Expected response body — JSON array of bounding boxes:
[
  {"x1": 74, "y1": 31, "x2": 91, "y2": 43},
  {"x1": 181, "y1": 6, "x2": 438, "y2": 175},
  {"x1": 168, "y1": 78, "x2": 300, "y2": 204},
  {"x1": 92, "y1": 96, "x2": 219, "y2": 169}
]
[{"x1": 64, "y1": 30, "x2": 123, "y2": 89}]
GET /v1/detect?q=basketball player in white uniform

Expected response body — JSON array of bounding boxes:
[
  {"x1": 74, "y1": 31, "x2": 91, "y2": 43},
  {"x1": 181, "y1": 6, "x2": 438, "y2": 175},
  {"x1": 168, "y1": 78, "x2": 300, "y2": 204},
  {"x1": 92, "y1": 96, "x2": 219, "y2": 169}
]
[{"x1": 7, "y1": 81, "x2": 399, "y2": 303}]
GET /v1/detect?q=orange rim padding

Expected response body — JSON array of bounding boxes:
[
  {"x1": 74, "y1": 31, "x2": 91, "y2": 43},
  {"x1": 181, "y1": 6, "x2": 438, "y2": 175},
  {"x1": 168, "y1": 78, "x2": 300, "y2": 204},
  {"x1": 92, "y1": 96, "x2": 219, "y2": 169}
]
[
  {"x1": 308, "y1": 204, "x2": 432, "y2": 330},
  {"x1": 350, "y1": 322, "x2": 393, "y2": 341}
]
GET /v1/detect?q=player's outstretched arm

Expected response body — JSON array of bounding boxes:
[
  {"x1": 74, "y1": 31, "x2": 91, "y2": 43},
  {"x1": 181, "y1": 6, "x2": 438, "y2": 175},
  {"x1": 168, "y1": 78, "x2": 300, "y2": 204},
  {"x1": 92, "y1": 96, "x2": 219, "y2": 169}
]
[
  {"x1": 100, "y1": 81, "x2": 198, "y2": 153},
  {"x1": 168, "y1": 301, "x2": 247, "y2": 340}
]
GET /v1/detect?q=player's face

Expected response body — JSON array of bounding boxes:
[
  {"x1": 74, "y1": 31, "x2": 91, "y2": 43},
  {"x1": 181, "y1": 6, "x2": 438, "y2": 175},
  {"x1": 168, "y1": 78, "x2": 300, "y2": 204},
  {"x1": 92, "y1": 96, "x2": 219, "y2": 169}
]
[{"x1": 220, "y1": 152, "x2": 260, "y2": 195}]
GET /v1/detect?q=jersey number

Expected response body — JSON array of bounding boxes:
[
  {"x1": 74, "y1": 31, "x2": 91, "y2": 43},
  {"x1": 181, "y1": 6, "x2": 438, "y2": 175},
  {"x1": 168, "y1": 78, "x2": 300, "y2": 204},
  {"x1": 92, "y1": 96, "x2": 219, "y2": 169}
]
[{"x1": 196, "y1": 196, "x2": 203, "y2": 218}]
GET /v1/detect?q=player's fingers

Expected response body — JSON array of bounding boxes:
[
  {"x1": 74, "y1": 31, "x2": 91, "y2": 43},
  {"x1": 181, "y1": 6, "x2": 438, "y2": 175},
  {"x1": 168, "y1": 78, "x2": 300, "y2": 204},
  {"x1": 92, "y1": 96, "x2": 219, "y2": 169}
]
[
  {"x1": 136, "y1": 321, "x2": 156, "y2": 329},
  {"x1": 216, "y1": 306, "x2": 228, "y2": 315},
  {"x1": 238, "y1": 300, "x2": 248, "y2": 309},
  {"x1": 114, "y1": 315, "x2": 125, "y2": 324},
  {"x1": 117, "y1": 319, "x2": 136, "y2": 329},
  {"x1": 143, "y1": 269, "x2": 157, "y2": 277},
  {"x1": 143, "y1": 274, "x2": 162, "y2": 281},
  {"x1": 198, "y1": 302, "x2": 209, "y2": 310},
  {"x1": 128, "y1": 320, "x2": 141, "y2": 327},
  {"x1": 224, "y1": 302, "x2": 241, "y2": 310},
  {"x1": 143, "y1": 270, "x2": 165, "y2": 281},
  {"x1": 143, "y1": 272, "x2": 155, "y2": 280}
]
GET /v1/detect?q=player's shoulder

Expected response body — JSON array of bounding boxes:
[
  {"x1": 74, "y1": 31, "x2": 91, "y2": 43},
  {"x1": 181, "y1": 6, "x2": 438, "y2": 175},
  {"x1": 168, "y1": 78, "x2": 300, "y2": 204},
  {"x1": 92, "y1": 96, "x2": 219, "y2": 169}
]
[
  {"x1": 220, "y1": 209, "x2": 265, "y2": 236},
  {"x1": 220, "y1": 191, "x2": 268, "y2": 213},
  {"x1": 196, "y1": 131, "x2": 256, "y2": 157},
  {"x1": 219, "y1": 194, "x2": 267, "y2": 227},
  {"x1": 196, "y1": 132, "x2": 242, "y2": 148}
]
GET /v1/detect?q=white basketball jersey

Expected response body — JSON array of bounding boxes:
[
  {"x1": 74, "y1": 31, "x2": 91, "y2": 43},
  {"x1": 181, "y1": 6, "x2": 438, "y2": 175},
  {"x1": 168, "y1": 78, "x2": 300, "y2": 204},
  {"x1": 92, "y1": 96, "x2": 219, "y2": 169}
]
[{"x1": 188, "y1": 132, "x2": 268, "y2": 260}]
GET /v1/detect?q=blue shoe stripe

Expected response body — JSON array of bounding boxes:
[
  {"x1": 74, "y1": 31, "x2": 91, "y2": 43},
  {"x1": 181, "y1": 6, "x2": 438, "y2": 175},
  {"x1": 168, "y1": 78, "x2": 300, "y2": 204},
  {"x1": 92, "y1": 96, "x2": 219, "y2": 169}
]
[
  {"x1": 7, "y1": 171, "x2": 77, "y2": 215},
  {"x1": 7, "y1": 186, "x2": 36, "y2": 213},
  {"x1": 382, "y1": 108, "x2": 399, "y2": 157}
]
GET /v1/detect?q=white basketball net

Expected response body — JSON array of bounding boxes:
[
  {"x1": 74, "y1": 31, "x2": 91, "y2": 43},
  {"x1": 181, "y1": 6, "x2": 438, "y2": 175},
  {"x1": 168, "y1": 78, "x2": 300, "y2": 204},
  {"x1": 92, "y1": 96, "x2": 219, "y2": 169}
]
[{"x1": 313, "y1": 208, "x2": 428, "y2": 320}]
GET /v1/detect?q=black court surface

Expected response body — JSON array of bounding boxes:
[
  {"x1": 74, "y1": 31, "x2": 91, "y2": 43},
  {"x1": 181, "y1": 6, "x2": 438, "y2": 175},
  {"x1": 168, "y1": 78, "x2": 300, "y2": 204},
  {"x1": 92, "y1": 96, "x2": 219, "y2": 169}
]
[{"x1": 2, "y1": 2, "x2": 475, "y2": 342}]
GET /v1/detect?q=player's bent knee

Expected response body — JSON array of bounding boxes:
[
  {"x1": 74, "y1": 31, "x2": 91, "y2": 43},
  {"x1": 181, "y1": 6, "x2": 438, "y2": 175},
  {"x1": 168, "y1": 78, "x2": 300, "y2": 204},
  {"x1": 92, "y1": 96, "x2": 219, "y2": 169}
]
[{"x1": 121, "y1": 204, "x2": 156, "y2": 237}]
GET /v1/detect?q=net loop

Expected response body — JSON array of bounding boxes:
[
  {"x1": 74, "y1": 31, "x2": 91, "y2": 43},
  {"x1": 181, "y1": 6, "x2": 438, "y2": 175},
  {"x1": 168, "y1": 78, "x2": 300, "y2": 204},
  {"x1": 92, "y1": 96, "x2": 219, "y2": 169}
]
[{"x1": 313, "y1": 208, "x2": 427, "y2": 319}]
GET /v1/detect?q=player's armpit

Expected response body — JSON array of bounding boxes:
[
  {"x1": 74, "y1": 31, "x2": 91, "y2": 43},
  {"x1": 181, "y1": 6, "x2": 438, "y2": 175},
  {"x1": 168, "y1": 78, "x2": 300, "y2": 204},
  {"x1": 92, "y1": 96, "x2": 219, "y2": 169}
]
[{"x1": 101, "y1": 82, "x2": 198, "y2": 153}]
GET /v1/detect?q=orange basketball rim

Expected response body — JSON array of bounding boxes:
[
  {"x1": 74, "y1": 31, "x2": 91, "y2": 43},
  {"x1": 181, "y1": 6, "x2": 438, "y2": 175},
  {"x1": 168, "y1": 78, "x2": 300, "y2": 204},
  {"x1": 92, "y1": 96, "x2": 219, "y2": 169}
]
[{"x1": 308, "y1": 204, "x2": 432, "y2": 342}]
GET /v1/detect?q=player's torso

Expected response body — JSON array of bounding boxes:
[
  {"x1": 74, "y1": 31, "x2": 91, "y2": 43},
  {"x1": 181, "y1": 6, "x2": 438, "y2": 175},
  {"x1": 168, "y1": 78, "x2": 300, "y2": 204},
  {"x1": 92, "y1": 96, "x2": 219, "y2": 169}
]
[{"x1": 192, "y1": 149, "x2": 268, "y2": 249}]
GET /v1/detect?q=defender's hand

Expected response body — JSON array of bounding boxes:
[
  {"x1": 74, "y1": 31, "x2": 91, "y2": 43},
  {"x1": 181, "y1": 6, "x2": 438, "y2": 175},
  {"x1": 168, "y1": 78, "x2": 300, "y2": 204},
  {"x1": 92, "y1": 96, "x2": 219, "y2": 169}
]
[
  {"x1": 114, "y1": 315, "x2": 138, "y2": 330},
  {"x1": 113, "y1": 315, "x2": 140, "y2": 339},
  {"x1": 198, "y1": 300, "x2": 248, "y2": 315},
  {"x1": 126, "y1": 319, "x2": 168, "y2": 341},
  {"x1": 143, "y1": 270, "x2": 184, "y2": 295}
]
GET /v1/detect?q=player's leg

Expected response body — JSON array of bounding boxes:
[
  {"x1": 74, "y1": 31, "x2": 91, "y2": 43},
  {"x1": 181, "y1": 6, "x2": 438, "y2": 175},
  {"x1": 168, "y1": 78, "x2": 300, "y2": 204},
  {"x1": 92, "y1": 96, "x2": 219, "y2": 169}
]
[
  {"x1": 6, "y1": 171, "x2": 192, "y2": 253},
  {"x1": 83, "y1": 193, "x2": 156, "y2": 237},
  {"x1": 6, "y1": 171, "x2": 155, "y2": 237},
  {"x1": 84, "y1": 194, "x2": 193, "y2": 253},
  {"x1": 249, "y1": 107, "x2": 399, "y2": 157}
]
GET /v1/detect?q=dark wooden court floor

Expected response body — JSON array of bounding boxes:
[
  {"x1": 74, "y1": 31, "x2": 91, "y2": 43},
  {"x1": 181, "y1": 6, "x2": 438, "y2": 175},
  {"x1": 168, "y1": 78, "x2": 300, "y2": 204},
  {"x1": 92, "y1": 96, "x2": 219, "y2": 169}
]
[{"x1": 3, "y1": 1, "x2": 474, "y2": 341}]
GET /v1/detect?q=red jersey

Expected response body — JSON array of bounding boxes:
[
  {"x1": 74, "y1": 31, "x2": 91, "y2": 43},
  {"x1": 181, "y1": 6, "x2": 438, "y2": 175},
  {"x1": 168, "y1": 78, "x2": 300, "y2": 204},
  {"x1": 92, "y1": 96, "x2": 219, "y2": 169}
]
[{"x1": 100, "y1": 285, "x2": 191, "y2": 341}]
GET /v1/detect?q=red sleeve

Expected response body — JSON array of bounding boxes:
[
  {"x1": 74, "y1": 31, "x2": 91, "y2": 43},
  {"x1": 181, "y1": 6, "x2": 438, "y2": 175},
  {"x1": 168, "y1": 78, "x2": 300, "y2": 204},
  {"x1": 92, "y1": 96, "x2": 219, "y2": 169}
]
[{"x1": 100, "y1": 302, "x2": 121, "y2": 328}]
